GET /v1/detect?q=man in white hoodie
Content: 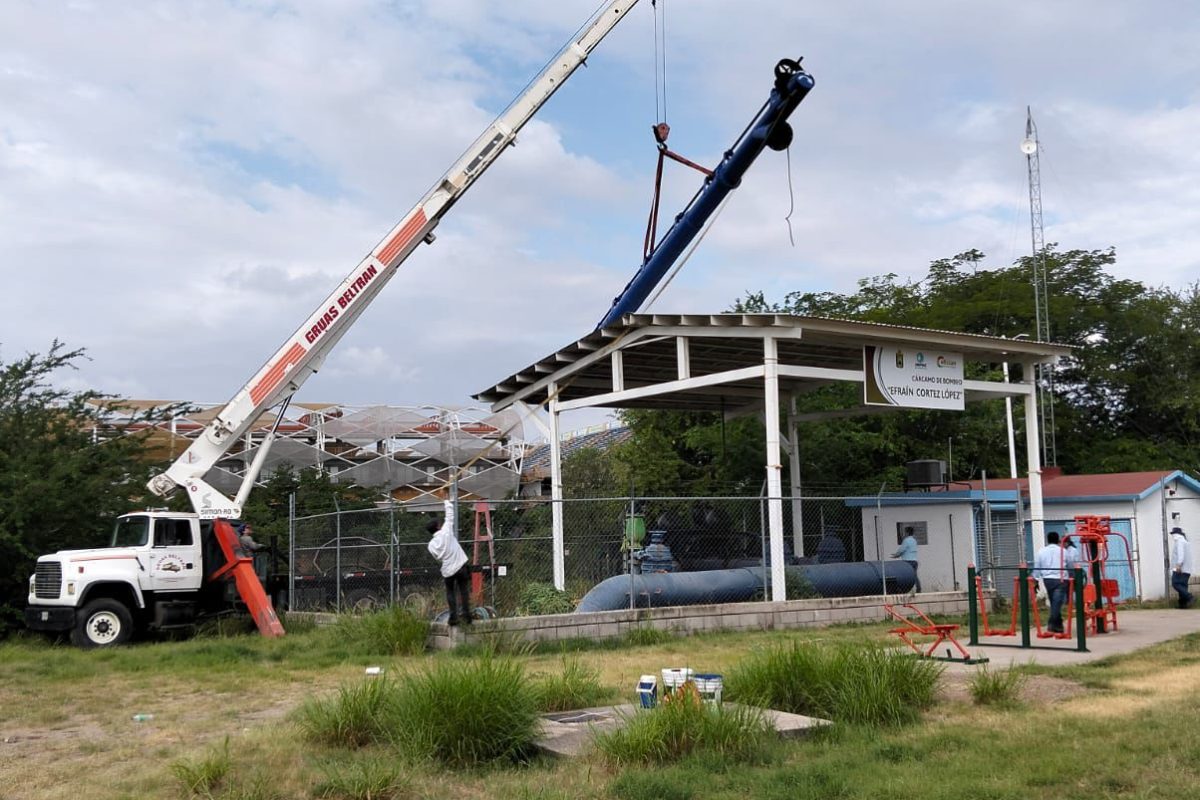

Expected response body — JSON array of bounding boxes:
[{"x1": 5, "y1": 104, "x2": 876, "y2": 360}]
[
  {"x1": 1170, "y1": 527, "x2": 1193, "y2": 609},
  {"x1": 427, "y1": 499, "x2": 472, "y2": 625}
]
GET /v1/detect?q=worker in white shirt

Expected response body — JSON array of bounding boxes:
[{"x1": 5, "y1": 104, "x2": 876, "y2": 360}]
[
  {"x1": 1033, "y1": 531, "x2": 1069, "y2": 633},
  {"x1": 891, "y1": 526, "x2": 921, "y2": 593},
  {"x1": 1169, "y1": 527, "x2": 1194, "y2": 609},
  {"x1": 427, "y1": 499, "x2": 472, "y2": 625}
]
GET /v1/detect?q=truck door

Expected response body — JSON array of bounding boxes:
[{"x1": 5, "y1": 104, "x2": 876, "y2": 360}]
[{"x1": 148, "y1": 518, "x2": 203, "y2": 592}]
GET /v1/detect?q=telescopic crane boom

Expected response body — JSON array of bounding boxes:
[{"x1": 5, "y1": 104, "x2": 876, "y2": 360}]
[
  {"x1": 597, "y1": 58, "x2": 814, "y2": 329},
  {"x1": 147, "y1": 1, "x2": 641, "y2": 518}
]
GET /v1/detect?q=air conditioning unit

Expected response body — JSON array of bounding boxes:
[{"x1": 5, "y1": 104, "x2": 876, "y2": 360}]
[{"x1": 906, "y1": 460, "x2": 946, "y2": 489}]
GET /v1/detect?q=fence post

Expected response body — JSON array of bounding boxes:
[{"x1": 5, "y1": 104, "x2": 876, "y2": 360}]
[
  {"x1": 335, "y1": 503, "x2": 342, "y2": 614},
  {"x1": 288, "y1": 492, "x2": 295, "y2": 613},
  {"x1": 389, "y1": 499, "x2": 397, "y2": 608},
  {"x1": 1018, "y1": 565, "x2": 1031, "y2": 649},
  {"x1": 967, "y1": 564, "x2": 979, "y2": 645}
]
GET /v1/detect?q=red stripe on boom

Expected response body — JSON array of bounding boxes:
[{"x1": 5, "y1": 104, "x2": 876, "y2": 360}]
[
  {"x1": 250, "y1": 342, "x2": 307, "y2": 405},
  {"x1": 376, "y1": 209, "x2": 428, "y2": 266}
]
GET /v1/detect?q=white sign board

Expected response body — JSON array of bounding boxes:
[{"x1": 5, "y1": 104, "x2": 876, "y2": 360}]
[{"x1": 863, "y1": 345, "x2": 965, "y2": 410}]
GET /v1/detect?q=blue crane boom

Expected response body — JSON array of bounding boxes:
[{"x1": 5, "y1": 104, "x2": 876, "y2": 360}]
[{"x1": 597, "y1": 58, "x2": 815, "y2": 329}]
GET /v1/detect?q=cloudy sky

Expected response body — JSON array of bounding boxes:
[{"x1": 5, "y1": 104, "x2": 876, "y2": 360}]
[{"x1": 3, "y1": 1, "x2": 1198, "y2": 433}]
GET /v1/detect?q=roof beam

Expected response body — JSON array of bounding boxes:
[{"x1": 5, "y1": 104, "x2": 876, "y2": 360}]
[{"x1": 557, "y1": 365, "x2": 765, "y2": 412}]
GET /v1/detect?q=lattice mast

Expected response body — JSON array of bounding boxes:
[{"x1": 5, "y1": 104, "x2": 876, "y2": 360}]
[{"x1": 1022, "y1": 107, "x2": 1056, "y2": 466}]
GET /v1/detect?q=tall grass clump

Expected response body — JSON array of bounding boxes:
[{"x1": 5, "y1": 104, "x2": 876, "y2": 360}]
[
  {"x1": 532, "y1": 655, "x2": 618, "y2": 712},
  {"x1": 313, "y1": 756, "x2": 409, "y2": 800},
  {"x1": 171, "y1": 736, "x2": 232, "y2": 796},
  {"x1": 969, "y1": 664, "x2": 1027, "y2": 706},
  {"x1": 726, "y1": 641, "x2": 942, "y2": 727},
  {"x1": 389, "y1": 656, "x2": 540, "y2": 766},
  {"x1": 622, "y1": 627, "x2": 676, "y2": 647},
  {"x1": 334, "y1": 606, "x2": 429, "y2": 657},
  {"x1": 297, "y1": 677, "x2": 402, "y2": 748},
  {"x1": 594, "y1": 693, "x2": 774, "y2": 766}
]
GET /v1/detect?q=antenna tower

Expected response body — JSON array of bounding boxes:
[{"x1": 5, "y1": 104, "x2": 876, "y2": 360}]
[{"x1": 1022, "y1": 107, "x2": 1056, "y2": 466}]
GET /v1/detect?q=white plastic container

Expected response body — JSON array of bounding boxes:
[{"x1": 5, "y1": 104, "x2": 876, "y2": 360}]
[
  {"x1": 692, "y1": 673, "x2": 724, "y2": 704},
  {"x1": 660, "y1": 667, "x2": 694, "y2": 690}
]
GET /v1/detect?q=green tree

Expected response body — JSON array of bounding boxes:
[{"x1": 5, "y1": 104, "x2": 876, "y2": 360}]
[
  {"x1": 631, "y1": 246, "x2": 1200, "y2": 491},
  {"x1": 0, "y1": 342, "x2": 171, "y2": 635}
]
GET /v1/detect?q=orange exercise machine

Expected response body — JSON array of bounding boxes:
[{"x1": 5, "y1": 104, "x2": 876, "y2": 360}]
[{"x1": 884, "y1": 603, "x2": 987, "y2": 663}]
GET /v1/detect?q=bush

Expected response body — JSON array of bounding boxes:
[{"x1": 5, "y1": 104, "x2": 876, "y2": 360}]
[
  {"x1": 594, "y1": 691, "x2": 774, "y2": 766},
  {"x1": 516, "y1": 582, "x2": 576, "y2": 616},
  {"x1": 532, "y1": 655, "x2": 617, "y2": 712},
  {"x1": 296, "y1": 677, "x2": 401, "y2": 748},
  {"x1": 969, "y1": 664, "x2": 1027, "y2": 706},
  {"x1": 334, "y1": 607, "x2": 428, "y2": 657},
  {"x1": 389, "y1": 656, "x2": 540, "y2": 766},
  {"x1": 726, "y1": 641, "x2": 942, "y2": 727}
]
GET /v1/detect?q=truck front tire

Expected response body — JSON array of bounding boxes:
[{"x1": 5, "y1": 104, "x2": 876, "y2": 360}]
[{"x1": 71, "y1": 599, "x2": 134, "y2": 648}]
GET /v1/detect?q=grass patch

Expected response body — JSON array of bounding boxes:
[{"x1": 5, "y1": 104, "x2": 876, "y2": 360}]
[
  {"x1": 593, "y1": 692, "x2": 774, "y2": 766},
  {"x1": 296, "y1": 677, "x2": 401, "y2": 748},
  {"x1": 333, "y1": 607, "x2": 429, "y2": 657},
  {"x1": 389, "y1": 656, "x2": 541, "y2": 766},
  {"x1": 725, "y1": 641, "x2": 941, "y2": 727},
  {"x1": 171, "y1": 736, "x2": 232, "y2": 796},
  {"x1": 532, "y1": 655, "x2": 618, "y2": 712},
  {"x1": 622, "y1": 627, "x2": 676, "y2": 647},
  {"x1": 968, "y1": 664, "x2": 1027, "y2": 706},
  {"x1": 313, "y1": 755, "x2": 410, "y2": 799}
]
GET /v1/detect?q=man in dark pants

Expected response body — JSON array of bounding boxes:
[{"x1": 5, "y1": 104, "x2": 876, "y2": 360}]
[
  {"x1": 1170, "y1": 527, "x2": 1194, "y2": 609},
  {"x1": 427, "y1": 499, "x2": 471, "y2": 625},
  {"x1": 1034, "y1": 531, "x2": 1069, "y2": 633}
]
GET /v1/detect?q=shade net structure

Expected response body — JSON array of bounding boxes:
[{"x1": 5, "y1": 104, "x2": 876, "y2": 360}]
[{"x1": 92, "y1": 401, "x2": 527, "y2": 505}]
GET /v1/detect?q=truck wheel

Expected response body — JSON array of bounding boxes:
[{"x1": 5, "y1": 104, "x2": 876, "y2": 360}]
[{"x1": 70, "y1": 599, "x2": 134, "y2": 648}]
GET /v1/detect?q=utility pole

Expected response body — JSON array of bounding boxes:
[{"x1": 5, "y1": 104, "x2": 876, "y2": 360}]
[{"x1": 1022, "y1": 107, "x2": 1056, "y2": 466}]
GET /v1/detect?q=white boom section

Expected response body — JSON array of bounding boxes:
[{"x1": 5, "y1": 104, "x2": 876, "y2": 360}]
[{"x1": 148, "y1": 1, "x2": 640, "y2": 518}]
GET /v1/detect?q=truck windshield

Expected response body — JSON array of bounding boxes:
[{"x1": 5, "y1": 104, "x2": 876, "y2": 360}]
[{"x1": 111, "y1": 516, "x2": 150, "y2": 547}]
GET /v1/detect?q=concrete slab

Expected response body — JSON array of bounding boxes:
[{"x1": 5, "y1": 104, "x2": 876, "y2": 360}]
[
  {"x1": 941, "y1": 608, "x2": 1200, "y2": 672},
  {"x1": 534, "y1": 703, "x2": 831, "y2": 758}
]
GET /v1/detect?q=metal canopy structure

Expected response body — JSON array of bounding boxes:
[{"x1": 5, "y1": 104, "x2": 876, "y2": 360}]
[{"x1": 475, "y1": 313, "x2": 1071, "y2": 598}]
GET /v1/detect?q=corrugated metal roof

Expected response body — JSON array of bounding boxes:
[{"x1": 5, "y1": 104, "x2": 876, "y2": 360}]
[
  {"x1": 965, "y1": 470, "x2": 1178, "y2": 499},
  {"x1": 475, "y1": 312, "x2": 1070, "y2": 411}
]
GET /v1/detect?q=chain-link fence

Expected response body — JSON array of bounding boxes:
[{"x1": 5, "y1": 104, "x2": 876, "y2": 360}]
[{"x1": 284, "y1": 493, "x2": 943, "y2": 616}]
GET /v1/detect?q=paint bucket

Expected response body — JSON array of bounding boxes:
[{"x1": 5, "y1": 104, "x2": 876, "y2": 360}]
[
  {"x1": 660, "y1": 667, "x2": 694, "y2": 690},
  {"x1": 692, "y1": 673, "x2": 723, "y2": 704}
]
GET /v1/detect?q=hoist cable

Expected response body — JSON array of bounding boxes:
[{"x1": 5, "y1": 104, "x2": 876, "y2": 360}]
[{"x1": 785, "y1": 145, "x2": 796, "y2": 247}]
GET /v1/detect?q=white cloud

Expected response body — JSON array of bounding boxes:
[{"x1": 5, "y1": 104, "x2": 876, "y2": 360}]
[{"x1": 2, "y1": 0, "x2": 1199, "y2": 424}]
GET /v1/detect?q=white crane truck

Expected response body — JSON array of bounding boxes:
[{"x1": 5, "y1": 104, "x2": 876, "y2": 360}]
[{"x1": 24, "y1": 1, "x2": 641, "y2": 647}]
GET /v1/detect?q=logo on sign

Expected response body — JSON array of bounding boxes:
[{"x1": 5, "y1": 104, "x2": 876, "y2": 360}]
[
  {"x1": 915, "y1": 352, "x2": 927, "y2": 369},
  {"x1": 936, "y1": 355, "x2": 958, "y2": 368}
]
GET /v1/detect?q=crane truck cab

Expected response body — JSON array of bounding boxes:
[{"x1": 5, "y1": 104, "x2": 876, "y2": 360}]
[{"x1": 25, "y1": 511, "x2": 253, "y2": 648}]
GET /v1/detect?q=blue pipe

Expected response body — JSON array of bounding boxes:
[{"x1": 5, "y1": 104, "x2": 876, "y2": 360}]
[
  {"x1": 573, "y1": 561, "x2": 916, "y2": 614},
  {"x1": 596, "y1": 59, "x2": 815, "y2": 329}
]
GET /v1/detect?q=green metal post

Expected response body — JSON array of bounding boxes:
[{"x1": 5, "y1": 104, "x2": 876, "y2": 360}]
[
  {"x1": 1018, "y1": 566, "x2": 1031, "y2": 649},
  {"x1": 1075, "y1": 567, "x2": 1088, "y2": 652},
  {"x1": 967, "y1": 565, "x2": 979, "y2": 645}
]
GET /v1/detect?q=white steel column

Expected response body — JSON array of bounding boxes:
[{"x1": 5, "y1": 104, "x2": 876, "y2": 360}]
[
  {"x1": 1022, "y1": 362, "x2": 1046, "y2": 551},
  {"x1": 548, "y1": 383, "x2": 566, "y2": 590},
  {"x1": 763, "y1": 337, "x2": 786, "y2": 601},
  {"x1": 787, "y1": 395, "x2": 804, "y2": 558}
]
